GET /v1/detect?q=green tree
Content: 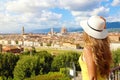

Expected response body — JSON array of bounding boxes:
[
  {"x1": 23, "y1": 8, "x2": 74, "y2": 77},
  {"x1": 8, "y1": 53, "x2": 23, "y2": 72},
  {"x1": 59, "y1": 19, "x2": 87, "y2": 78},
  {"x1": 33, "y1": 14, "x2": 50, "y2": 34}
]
[
  {"x1": 35, "y1": 51, "x2": 53, "y2": 74},
  {"x1": 112, "y1": 48, "x2": 120, "y2": 66},
  {"x1": 51, "y1": 51, "x2": 81, "y2": 72},
  {"x1": 15, "y1": 40, "x2": 18, "y2": 44},
  {"x1": 13, "y1": 51, "x2": 53, "y2": 80},
  {"x1": 25, "y1": 72, "x2": 71, "y2": 80},
  {"x1": 13, "y1": 56, "x2": 37, "y2": 80},
  {"x1": 0, "y1": 53, "x2": 19, "y2": 79}
]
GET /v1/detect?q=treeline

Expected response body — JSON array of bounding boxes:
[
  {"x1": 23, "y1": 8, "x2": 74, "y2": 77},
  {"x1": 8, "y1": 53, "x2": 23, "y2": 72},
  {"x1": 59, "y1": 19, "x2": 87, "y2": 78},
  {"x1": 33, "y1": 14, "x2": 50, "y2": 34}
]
[
  {"x1": 0, "y1": 49, "x2": 81, "y2": 80},
  {"x1": 112, "y1": 48, "x2": 120, "y2": 66},
  {"x1": 0, "y1": 48, "x2": 120, "y2": 80},
  {"x1": 0, "y1": 53, "x2": 19, "y2": 80}
]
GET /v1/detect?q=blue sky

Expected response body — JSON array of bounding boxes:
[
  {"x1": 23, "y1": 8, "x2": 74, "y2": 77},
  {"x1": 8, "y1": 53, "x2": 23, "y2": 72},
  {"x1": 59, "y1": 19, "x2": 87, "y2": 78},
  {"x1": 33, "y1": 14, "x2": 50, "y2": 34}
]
[{"x1": 0, "y1": 0, "x2": 120, "y2": 33}]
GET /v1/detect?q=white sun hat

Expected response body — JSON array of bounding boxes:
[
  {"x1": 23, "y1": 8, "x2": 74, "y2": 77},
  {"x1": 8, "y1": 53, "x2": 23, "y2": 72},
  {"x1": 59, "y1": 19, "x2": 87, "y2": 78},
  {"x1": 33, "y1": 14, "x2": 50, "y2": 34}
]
[{"x1": 80, "y1": 16, "x2": 108, "y2": 39}]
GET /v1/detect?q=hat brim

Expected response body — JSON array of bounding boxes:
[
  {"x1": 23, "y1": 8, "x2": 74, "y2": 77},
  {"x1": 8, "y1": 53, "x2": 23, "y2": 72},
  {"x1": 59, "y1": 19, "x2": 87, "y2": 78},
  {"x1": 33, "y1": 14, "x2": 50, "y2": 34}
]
[{"x1": 80, "y1": 20, "x2": 108, "y2": 39}]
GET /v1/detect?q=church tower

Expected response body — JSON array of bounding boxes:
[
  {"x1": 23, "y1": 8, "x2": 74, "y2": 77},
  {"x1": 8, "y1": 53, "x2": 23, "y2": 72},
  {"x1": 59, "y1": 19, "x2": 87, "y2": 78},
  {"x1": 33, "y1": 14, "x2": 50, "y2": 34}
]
[
  {"x1": 21, "y1": 26, "x2": 25, "y2": 47},
  {"x1": 22, "y1": 26, "x2": 25, "y2": 35},
  {"x1": 61, "y1": 26, "x2": 67, "y2": 34},
  {"x1": 51, "y1": 27, "x2": 54, "y2": 36}
]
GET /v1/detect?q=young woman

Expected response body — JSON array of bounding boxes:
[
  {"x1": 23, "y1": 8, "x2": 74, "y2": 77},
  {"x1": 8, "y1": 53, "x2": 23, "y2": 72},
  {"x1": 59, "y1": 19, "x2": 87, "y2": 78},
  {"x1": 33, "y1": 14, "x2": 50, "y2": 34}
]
[{"x1": 79, "y1": 16, "x2": 112, "y2": 80}]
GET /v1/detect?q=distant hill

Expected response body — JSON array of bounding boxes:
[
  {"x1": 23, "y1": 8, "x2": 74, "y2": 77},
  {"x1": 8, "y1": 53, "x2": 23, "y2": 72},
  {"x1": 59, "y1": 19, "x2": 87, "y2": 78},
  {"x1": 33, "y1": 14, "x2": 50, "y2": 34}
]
[
  {"x1": 31, "y1": 28, "x2": 61, "y2": 33},
  {"x1": 31, "y1": 27, "x2": 83, "y2": 33},
  {"x1": 107, "y1": 22, "x2": 120, "y2": 28},
  {"x1": 30, "y1": 22, "x2": 120, "y2": 33},
  {"x1": 107, "y1": 22, "x2": 120, "y2": 32}
]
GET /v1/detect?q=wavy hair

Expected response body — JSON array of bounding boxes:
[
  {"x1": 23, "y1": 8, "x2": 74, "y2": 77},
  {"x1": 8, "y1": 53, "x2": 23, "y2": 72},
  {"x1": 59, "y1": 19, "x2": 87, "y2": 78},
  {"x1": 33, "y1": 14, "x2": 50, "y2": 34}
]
[{"x1": 83, "y1": 32, "x2": 112, "y2": 77}]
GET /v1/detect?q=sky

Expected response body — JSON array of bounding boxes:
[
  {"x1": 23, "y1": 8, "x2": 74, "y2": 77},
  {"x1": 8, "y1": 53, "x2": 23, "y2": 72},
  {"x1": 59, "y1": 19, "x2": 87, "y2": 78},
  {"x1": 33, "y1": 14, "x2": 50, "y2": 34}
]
[{"x1": 0, "y1": 0, "x2": 120, "y2": 33}]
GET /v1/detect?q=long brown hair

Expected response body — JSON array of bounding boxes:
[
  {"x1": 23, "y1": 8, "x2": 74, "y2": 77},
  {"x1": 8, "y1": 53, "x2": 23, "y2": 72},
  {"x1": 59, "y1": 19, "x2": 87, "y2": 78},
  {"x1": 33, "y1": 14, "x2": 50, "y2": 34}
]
[{"x1": 83, "y1": 32, "x2": 112, "y2": 77}]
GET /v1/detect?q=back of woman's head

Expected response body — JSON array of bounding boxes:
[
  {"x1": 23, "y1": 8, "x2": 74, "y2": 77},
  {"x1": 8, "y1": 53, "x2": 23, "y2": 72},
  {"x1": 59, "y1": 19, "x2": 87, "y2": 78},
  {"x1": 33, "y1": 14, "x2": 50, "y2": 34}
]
[{"x1": 83, "y1": 32, "x2": 112, "y2": 77}]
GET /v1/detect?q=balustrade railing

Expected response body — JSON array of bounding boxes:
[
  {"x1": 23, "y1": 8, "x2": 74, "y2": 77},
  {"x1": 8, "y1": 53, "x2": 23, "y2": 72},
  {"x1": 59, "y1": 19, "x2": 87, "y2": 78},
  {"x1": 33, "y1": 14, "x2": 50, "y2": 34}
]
[{"x1": 109, "y1": 66, "x2": 120, "y2": 80}]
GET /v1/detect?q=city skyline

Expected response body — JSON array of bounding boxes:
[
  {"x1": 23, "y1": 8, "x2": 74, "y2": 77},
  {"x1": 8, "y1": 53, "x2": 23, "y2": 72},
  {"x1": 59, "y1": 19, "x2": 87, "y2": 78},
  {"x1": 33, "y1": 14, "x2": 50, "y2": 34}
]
[{"x1": 0, "y1": 0, "x2": 120, "y2": 33}]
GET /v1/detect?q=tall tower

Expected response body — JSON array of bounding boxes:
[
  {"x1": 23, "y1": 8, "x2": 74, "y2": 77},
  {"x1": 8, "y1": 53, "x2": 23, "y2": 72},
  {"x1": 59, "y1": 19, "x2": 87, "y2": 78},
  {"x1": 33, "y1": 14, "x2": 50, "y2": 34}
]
[
  {"x1": 22, "y1": 26, "x2": 25, "y2": 35},
  {"x1": 21, "y1": 26, "x2": 24, "y2": 47},
  {"x1": 51, "y1": 27, "x2": 54, "y2": 36}
]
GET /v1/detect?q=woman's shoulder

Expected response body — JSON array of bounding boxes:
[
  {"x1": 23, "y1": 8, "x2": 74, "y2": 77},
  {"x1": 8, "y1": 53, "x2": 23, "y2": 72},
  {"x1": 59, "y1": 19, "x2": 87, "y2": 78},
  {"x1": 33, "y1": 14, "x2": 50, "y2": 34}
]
[
  {"x1": 83, "y1": 46, "x2": 93, "y2": 60},
  {"x1": 83, "y1": 46, "x2": 92, "y2": 53}
]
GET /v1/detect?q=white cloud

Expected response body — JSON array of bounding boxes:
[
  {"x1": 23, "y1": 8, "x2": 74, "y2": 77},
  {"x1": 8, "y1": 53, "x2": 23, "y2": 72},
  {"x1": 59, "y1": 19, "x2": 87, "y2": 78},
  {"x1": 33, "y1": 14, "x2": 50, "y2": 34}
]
[
  {"x1": 0, "y1": 13, "x2": 17, "y2": 30},
  {"x1": 6, "y1": 0, "x2": 57, "y2": 13},
  {"x1": 71, "y1": 6, "x2": 109, "y2": 25},
  {"x1": 40, "y1": 11, "x2": 62, "y2": 21},
  {"x1": 0, "y1": 0, "x2": 62, "y2": 33},
  {"x1": 10, "y1": 10, "x2": 62, "y2": 24},
  {"x1": 71, "y1": 11, "x2": 90, "y2": 17},
  {"x1": 112, "y1": 0, "x2": 120, "y2": 6},
  {"x1": 107, "y1": 12, "x2": 120, "y2": 22},
  {"x1": 5, "y1": 0, "x2": 62, "y2": 22},
  {"x1": 59, "y1": 0, "x2": 110, "y2": 27},
  {"x1": 0, "y1": 13, "x2": 16, "y2": 23},
  {"x1": 0, "y1": 0, "x2": 119, "y2": 33},
  {"x1": 0, "y1": 10, "x2": 62, "y2": 32},
  {"x1": 0, "y1": 1, "x2": 5, "y2": 11},
  {"x1": 0, "y1": 13, "x2": 20, "y2": 33},
  {"x1": 107, "y1": 16, "x2": 120, "y2": 22},
  {"x1": 58, "y1": 0, "x2": 97, "y2": 27},
  {"x1": 91, "y1": 6, "x2": 109, "y2": 17},
  {"x1": 59, "y1": 0, "x2": 99, "y2": 11},
  {"x1": 71, "y1": 11, "x2": 91, "y2": 23}
]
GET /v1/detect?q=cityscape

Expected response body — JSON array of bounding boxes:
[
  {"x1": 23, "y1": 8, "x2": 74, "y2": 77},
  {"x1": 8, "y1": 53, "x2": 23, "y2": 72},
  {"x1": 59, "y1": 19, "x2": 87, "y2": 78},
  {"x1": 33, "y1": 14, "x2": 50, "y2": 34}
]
[{"x1": 0, "y1": 26, "x2": 120, "y2": 54}]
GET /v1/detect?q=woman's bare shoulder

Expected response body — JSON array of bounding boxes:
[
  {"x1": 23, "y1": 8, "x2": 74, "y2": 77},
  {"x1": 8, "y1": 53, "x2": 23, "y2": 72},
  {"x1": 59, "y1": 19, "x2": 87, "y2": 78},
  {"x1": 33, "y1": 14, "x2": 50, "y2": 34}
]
[
  {"x1": 84, "y1": 46, "x2": 92, "y2": 54},
  {"x1": 83, "y1": 46, "x2": 93, "y2": 62}
]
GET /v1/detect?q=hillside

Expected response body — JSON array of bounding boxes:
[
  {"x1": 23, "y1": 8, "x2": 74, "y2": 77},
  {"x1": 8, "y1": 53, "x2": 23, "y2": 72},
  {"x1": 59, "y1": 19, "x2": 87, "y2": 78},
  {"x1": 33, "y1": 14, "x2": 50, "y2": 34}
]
[{"x1": 30, "y1": 22, "x2": 120, "y2": 33}]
